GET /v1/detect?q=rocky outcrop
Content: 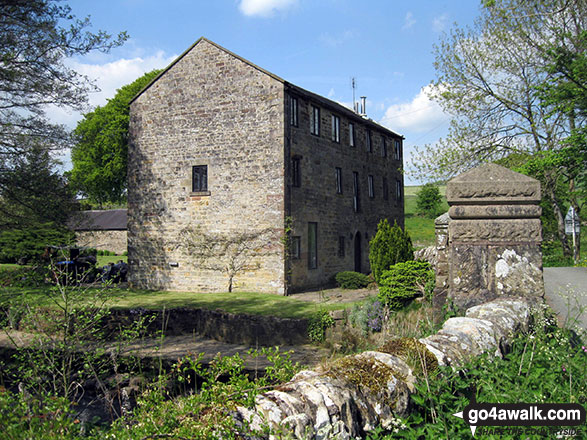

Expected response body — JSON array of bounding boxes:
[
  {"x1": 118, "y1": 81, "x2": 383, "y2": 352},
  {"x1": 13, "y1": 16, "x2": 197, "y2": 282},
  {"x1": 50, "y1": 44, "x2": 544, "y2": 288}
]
[{"x1": 236, "y1": 297, "x2": 533, "y2": 438}]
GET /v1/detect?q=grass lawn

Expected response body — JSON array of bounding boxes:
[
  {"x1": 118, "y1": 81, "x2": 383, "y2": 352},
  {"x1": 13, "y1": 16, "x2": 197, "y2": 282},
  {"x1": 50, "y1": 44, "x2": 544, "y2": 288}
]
[
  {"x1": 97, "y1": 255, "x2": 127, "y2": 266},
  {"x1": 404, "y1": 185, "x2": 448, "y2": 249},
  {"x1": 0, "y1": 286, "x2": 363, "y2": 319}
]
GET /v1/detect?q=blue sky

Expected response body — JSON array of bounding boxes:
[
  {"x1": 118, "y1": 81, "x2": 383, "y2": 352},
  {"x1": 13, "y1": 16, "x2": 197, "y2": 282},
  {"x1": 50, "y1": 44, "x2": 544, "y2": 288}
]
[{"x1": 54, "y1": 0, "x2": 482, "y2": 184}]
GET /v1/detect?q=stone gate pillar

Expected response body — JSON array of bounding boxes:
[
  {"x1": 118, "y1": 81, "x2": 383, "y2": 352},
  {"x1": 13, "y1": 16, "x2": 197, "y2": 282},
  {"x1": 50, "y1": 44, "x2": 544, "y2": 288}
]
[{"x1": 445, "y1": 164, "x2": 544, "y2": 309}]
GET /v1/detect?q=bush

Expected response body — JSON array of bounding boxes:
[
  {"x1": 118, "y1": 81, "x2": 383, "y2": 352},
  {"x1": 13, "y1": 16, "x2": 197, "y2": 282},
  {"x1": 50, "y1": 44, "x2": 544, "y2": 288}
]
[
  {"x1": 378, "y1": 261, "x2": 434, "y2": 310},
  {"x1": 369, "y1": 219, "x2": 414, "y2": 284},
  {"x1": 0, "y1": 223, "x2": 74, "y2": 264},
  {"x1": 335, "y1": 271, "x2": 370, "y2": 289},
  {"x1": 349, "y1": 296, "x2": 385, "y2": 335},
  {"x1": 415, "y1": 183, "x2": 443, "y2": 218},
  {"x1": 308, "y1": 310, "x2": 335, "y2": 342},
  {"x1": 0, "y1": 265, "x2": 47, "y2": 288}
]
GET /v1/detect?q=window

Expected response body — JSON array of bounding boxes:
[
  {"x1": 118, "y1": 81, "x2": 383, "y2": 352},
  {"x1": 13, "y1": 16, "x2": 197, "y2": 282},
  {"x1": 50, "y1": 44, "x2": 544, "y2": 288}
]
[
  {"x1": 192, "y1": 165, "x2": 208, "y2": 192},
  {"x1": 292, "y1": 157, "x2": 301, "y2": 187},
  {"x1": 331, "y1": 115, "x2": 340, "y2": 142},
  {"x1": 308, "y1": 223, "x2": 318, "y2": 269},
  {"x1": 335, "y1": 167, "x2": 343, "y2": 194},
  {"x1": 349, "y1": 123, "x2": 355, "y2": 147},
  {"x1": 396, "y1": 179, "x2": 403, "y2": 201},
  {"x1": 290, "y1": 96, "x2": 298, "y2": 126},
  {"x1": 311, "y1": 105, "x2": 320, "y2": 135},
  {"x1": 338, "y1": 236, "x2": 345, "y2": 257},
  {"x1": 353, "y1": 171, "x2": 360, "y2": 213},
  {"x1": 383, "y1": 176, "x2": 389, "y2": 200},
  {"x1": 291, "y1": 236, "x2": 301, "y2": 259},
  {"x1": 368, "y1": 175, "x2": 374, "y2": 198},
  {"x1": 394, "y1": 139, "x2": 402, "y2": 161},
  {"x1": 366, "y1": 130, "x2": 372, "y2": 152},
  {"x1": 382, "y1": 137, "x2": 387, "y2": 157}
]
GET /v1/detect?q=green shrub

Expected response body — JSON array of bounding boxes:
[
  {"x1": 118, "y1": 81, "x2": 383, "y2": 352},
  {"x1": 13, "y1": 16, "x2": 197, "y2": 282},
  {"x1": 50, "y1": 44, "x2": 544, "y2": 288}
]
[
  {"x1": 385, "y1": 317, "x2": 587, "y2": 439},
  {"x1": 0, "y1": 389, "x2": 79, "y2": 439},
  {"x1": 335, "y1": 271, "x2": 370, "y2": 289},
  {"x1": 378, "y1": 261, "x2": 434, "y2": 310},
  {"x1": 0, "y1": 265, "x2": 47, "y2": 288},
  {"x1": 308, "y1": 310, "x2": 335, "y2": 342},
  {"x1": 415, "y1": 183, "x2": 443, "y2": 218},
  {"x1": 369, "y1": 219, "x2": 414, "y2": 284},
  {"x1": 0, "y1": 224, "x2": 74, "y2": 264},
  {"x1": 349, "y1": 296, "x2": 385, "y2": 336}
]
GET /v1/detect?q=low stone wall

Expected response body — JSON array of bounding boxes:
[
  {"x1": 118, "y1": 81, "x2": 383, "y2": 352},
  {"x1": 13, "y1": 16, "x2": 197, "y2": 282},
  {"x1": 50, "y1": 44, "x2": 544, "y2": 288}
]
[
  {"x1": 236, "y1": 297, "x2": 532, "y2": 439},
  {"x1": 104, "y1": 308, "x2": 309, "y2": 346}
]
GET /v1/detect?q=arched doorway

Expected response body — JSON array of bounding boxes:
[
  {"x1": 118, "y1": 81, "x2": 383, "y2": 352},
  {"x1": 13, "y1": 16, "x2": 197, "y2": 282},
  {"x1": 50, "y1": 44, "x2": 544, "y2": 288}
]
[{"x1": 354, "y1": 231, "x2": 362, "y2": 273}]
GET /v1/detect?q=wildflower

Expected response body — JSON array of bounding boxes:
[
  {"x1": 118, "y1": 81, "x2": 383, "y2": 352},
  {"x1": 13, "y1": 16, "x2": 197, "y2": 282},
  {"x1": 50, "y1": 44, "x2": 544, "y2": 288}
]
[{"x1": 562, "y1": 365, "x2": 566, "y2": 372}]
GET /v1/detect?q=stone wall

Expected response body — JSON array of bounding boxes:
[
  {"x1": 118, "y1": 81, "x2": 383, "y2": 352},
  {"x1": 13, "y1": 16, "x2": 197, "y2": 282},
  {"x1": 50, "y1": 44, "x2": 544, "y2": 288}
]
[
  {"x1": 75, "y1": 230, "x2": 127, "y2": 255},
  {"x1": 286, "y1": 89, "x2": 404, "y2": 291},
  {"x1": 235, "y1": 298, "x2": 533, "y2": 438},
  {"x1": 128, "y1": 39, "x2": 286, "y2": 294}
]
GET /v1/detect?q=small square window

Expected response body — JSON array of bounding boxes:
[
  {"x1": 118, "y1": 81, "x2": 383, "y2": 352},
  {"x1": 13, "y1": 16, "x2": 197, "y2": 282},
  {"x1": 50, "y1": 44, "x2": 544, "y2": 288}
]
[
  {"x1": 311, "y1": 105, "x2": 320, "y2": 136},
  {"x1": 331, "y1": 115, "x2": 340, "y2": 142},
  {"x1": 335, "y1": 167, "x2": 343, "y2": 194},
  {"x1": 291, "y1": 236, "x2": 301, "y2": 259},
  {"x1": 192, "y1": 165, "x2": 208, "y2": 192},
  {"x1": 368, "y1": 175, "x2": 375, "y2": 198},
  {"x1": 338, "y1": 236, "x2": 345, "y2": 258},
  {"x1": 290, "y1": 97, "x2": 298, "y2": 126},
  {"x1": 349, "y1": 123, "x2": 355, "y2": 147}
]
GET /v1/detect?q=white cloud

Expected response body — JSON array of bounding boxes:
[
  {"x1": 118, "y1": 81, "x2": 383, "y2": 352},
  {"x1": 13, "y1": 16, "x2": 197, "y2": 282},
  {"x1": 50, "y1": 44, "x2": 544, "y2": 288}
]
[
  {"x1": 46, "y1": 51, "x2": 176, "y2": 128},
  {"x1": 402, "y1": 12, "x2": 416, "y2": 30},
  {"x1": 238, "y1": 0, "x2": 298, "y2": 17},
  {"x1": 319, "y1": 30, "x2": 358, "y2": 48},
  {"x1": 380, "y1": 84, "x2": 449, "y2": 133},
  {"x1": 433, "y1": 13, "x2": 449, "y2": 32}
]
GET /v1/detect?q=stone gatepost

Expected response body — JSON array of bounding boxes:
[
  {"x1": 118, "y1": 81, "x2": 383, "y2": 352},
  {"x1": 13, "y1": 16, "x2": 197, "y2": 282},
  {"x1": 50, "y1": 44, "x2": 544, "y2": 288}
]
[
  {"x1": 445, "y1": 164, "x2": 544, "y2": 309},
  {"x1": 434, "y1": 212, "x2": 450, "y2": 292}
]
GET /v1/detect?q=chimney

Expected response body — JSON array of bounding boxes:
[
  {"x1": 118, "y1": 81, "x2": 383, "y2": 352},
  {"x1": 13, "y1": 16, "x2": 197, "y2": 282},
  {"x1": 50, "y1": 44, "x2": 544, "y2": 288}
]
[{"x1": 360, "y1": 96, "x2": 367, "y2": 117}]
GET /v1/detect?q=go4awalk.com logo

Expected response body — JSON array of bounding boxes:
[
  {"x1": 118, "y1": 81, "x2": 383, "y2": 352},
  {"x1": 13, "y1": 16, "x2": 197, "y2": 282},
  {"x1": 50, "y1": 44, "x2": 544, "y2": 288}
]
[{"x1": 453, "y1": 401, "x2": 586, "y2": 437}]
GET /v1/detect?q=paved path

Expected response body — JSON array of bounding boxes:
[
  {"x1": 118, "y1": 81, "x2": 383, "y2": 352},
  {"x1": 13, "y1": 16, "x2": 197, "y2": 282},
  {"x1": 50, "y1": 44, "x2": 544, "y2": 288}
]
[{"x1": 543, "y1": 267, "x2": 587, "y2": 332}]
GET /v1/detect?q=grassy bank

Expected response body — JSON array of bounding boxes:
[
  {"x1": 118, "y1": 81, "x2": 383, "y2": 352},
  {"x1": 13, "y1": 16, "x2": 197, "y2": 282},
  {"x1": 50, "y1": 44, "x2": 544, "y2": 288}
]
[{"x1": 404, "y1": 185, "x2": 448, "y2": 249}]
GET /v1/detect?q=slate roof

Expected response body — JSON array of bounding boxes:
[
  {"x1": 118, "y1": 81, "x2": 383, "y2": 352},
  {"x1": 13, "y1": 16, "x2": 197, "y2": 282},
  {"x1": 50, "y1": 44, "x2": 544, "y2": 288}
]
[{"x1": 69, "y1": 209, "x2": 127, "y2": 231}]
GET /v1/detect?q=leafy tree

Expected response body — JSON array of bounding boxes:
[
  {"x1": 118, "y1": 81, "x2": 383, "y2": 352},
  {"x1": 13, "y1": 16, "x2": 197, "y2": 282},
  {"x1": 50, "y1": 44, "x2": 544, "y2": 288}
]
[
  {"x1": 369, "y1": 219, "x2": 414, "y2": 284},
  {"x1": 415, "y1": 183, "x2": 443, "y2": 218},
  {"x1": 413, "y1": 0, "x2": 586, "y2": 257},
  {"x1": 68, "y1": 69, "x2": 161, "y2": 207},
  {"x1": 0, "y1": 142, "x2": 75, "y2": 229},
  {"x1": 0, "y1": 0, "x2": 127, "y2": 160},
  {"x1": 0, "y1": 143, "x2": 76, "y2": 263}
]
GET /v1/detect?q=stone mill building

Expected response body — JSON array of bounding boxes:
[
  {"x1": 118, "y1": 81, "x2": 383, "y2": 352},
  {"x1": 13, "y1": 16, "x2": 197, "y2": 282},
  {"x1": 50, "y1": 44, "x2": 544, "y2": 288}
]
[{"x1": 128, "y1": 37, "x2": 404, "y2": 294}]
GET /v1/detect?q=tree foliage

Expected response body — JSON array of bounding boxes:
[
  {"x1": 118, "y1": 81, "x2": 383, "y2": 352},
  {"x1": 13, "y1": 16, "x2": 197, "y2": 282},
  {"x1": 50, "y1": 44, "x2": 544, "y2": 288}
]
[
  {"x1": 0, "y1": 143, "x2": 75, "y2": 263},
  {"x1": 0, "y1": 0, "x2": 127, "y2": 158},
  {"x1": 413, "y1": 0, "x2": 586, "y2": 257},
  {"x1": 68, "y1": 69, "x2": 161, "y2": 207},
  {"x1": 368, "y1": 219, "x2": 414, "y2": 285},
  {"x1": 415, "y1": 183, "x2": 443, "y2": 218}
]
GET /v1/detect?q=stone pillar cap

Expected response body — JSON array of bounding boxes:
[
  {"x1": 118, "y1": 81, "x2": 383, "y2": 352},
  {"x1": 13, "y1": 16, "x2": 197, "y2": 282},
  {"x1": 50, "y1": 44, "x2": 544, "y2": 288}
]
[{"x1": 446, "y1": 164, "x2": 541, "y2": 205}]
